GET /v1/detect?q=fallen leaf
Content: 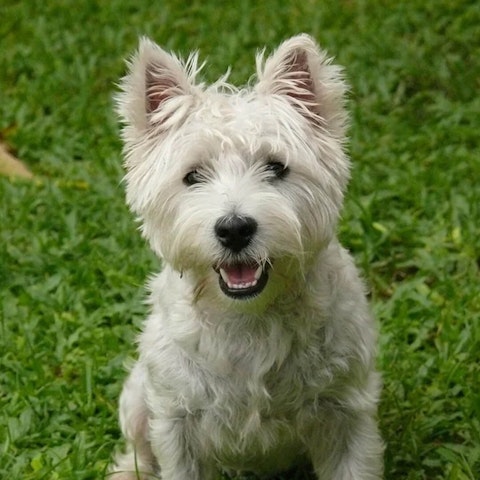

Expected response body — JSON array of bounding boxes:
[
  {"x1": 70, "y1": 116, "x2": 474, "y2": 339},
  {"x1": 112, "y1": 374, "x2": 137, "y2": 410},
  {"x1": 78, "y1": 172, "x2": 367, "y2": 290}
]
[{"x1": 0, "y1": 142, "x2": 33, "y2": 179}]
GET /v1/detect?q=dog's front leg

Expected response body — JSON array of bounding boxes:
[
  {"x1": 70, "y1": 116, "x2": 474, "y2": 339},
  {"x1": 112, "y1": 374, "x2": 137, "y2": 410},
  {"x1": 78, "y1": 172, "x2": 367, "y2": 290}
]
[
  {"x1": 149, "y1": 415, "x2": 216, "y2": 480},
  {"x1": 308, "y1": 410, "x2": 384, "y2": 480}
]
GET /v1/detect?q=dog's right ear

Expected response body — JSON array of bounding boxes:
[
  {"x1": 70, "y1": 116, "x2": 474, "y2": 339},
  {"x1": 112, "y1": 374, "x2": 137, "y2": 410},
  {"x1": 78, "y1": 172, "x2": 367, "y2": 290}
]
[{"x1": 116, "y1": 38, "x2": 199, "y2": 131}]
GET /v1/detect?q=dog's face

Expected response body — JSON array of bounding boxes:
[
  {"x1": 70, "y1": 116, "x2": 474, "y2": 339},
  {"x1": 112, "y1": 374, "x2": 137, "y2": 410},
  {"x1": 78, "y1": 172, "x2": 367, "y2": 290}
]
[{"x1": 117, "y1": 35, "x2": 349, "y2": 303}]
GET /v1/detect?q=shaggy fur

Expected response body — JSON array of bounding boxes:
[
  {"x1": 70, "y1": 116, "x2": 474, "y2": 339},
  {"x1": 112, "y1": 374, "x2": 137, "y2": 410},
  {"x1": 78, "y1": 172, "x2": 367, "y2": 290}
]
[{"x1": 110, "y1": 34, "x2": 384, "y2": 480}]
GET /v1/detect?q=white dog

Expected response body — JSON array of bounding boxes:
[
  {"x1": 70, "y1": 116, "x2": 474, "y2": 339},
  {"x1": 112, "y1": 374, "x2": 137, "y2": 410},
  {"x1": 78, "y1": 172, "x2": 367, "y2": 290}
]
[{"x1": 110, "y1": 34, "x2": 383, "y2": 480}]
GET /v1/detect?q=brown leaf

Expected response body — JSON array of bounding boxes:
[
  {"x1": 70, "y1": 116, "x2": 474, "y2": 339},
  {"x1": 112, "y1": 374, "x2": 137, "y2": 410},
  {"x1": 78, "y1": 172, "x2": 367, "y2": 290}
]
[{"x1": 0, "y1": 142, "x2": 33, "y2": 179}]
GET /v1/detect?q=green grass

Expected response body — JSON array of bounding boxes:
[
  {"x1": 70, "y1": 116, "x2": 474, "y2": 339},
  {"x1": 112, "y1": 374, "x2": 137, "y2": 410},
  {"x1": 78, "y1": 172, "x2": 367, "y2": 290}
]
[{"x1": 1, "y1": 0, "x2": 479, "y2": 478}]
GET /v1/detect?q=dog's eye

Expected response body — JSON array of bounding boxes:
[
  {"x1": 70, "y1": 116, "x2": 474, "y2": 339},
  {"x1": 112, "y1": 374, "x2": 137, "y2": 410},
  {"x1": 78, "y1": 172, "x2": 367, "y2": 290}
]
[
  {"x1": 183, "y1": 169, "x2": 204, "y2": 186},
  {"x1": 264, "y1": 161, "x2": 289, "y2": 181}
]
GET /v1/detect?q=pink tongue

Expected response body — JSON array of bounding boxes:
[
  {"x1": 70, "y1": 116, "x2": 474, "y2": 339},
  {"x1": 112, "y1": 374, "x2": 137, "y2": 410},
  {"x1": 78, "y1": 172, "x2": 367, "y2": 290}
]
[{"x1": 223, "y1": 263, "x2": 257, "y2": 284}]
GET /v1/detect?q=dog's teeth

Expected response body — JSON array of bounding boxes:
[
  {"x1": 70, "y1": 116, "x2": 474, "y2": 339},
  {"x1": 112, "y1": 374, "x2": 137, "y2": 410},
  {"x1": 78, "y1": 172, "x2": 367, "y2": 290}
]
[
  {"x1": 254, "y1": 265, "x2": 263, "y2": 280},
  {"x1": 227, "y1": 280, "x2": 258, "y2": 290},
  {"x1": 219, "y1": 268, "x2": 229, "y2": 284}
]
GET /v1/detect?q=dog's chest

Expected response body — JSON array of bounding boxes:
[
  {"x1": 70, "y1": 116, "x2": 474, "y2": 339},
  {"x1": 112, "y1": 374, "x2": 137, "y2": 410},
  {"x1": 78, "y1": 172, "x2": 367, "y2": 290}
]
[{"x1": 191, "y1": 323, "x2": 329, "y2": 458}]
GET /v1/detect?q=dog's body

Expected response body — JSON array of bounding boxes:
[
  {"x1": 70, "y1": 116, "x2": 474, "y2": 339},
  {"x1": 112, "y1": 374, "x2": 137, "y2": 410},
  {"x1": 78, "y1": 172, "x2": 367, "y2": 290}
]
[{"x1": 111, "y1": 35, "x2": 383, "y2": 480}]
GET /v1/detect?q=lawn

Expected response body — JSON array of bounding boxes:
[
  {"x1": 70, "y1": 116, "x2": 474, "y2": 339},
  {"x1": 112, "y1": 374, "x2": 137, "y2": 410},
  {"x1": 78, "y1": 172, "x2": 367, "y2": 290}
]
[{"x1": 1, "y1": 0, "x2": 479, "y2": 479}]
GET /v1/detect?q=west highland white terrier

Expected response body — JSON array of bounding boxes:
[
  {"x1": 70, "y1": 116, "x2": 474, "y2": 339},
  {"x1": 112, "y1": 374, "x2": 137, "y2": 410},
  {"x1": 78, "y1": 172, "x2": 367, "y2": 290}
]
[{"x1": 110, "y1": 34, "x2": 383, "y2": 480}]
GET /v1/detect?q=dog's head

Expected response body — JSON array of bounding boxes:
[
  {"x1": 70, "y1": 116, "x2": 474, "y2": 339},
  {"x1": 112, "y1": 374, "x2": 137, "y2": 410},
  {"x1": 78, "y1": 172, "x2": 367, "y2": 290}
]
[{"x1": 117, "y1": 34, "x2": 349, "y2": 304}]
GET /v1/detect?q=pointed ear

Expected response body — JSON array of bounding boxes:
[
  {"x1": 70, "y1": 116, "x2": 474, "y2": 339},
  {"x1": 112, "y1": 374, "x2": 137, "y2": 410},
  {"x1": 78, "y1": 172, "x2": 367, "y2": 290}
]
[
  {"x1": 116, "y1": 38, "x2": 198, "y2": 131},
  {"x1": 255, "y1": 34, "x2": 348, "y2": 137}
]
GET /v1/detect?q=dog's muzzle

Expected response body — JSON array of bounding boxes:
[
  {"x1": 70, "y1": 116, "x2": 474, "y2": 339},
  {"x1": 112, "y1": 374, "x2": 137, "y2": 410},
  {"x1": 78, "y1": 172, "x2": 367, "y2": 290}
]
[
  {"x1": 214, "y1": 262, "x2": 269, "y2": 299},
  {"x1": 213, "y1": 215, "x2": 269, "y2": 299}
]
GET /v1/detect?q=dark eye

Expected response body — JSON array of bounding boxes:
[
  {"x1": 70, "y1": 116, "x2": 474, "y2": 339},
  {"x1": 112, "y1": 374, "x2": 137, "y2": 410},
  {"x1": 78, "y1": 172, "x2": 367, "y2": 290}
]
[
  {"x1": 264, "y1": 160, "x2": 289, "y2": 180},
  {"x1": 183, "y1": 169, "x2": 204, "y2": 186}
]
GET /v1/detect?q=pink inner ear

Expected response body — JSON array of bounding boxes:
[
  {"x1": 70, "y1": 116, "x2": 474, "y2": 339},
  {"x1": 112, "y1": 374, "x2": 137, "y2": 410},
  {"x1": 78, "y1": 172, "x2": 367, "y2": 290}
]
[
  {"x1": 145, "y1": 68, "x2": 176, "y2": 114},
  {"x1": 284, "y1": 50, "x2": 317, "y2": 111}
]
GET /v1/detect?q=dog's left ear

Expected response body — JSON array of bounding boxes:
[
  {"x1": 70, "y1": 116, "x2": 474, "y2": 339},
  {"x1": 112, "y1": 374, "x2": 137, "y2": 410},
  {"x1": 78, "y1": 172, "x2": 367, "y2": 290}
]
[{"x1": 255, "y1": 34, "x2": 347, "y2": 138}]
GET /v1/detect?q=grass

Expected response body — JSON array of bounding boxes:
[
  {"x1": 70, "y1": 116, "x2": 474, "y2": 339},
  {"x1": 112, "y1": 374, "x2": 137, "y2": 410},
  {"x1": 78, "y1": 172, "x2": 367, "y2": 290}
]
[{"x1": 1, "y1": 0, "x2": 479, "y2": 478}]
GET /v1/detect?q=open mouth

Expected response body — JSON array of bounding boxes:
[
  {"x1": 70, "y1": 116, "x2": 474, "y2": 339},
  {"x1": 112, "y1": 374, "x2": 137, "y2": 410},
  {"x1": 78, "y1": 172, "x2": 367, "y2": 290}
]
[{"x1": 214, "y1": 262, "x2": 269, "y2": 299}]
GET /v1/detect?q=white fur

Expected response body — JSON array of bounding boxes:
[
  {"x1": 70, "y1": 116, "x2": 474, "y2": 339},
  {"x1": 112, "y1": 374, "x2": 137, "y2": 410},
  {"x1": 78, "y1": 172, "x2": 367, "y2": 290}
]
[{"x1": 110, "y1": 34, "x2": 383, "y2": 480}]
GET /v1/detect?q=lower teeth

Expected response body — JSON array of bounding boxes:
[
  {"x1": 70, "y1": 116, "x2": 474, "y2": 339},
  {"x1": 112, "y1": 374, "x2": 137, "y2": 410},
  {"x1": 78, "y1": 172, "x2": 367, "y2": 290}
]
[{"x1": 228, "y1": 280, "x2": 257, "y2": 290}]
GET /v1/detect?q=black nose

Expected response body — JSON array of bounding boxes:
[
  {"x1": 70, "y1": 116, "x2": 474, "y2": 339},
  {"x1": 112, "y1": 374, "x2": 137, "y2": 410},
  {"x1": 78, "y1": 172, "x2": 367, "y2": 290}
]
[{"x1": 214, "y1": 215, "x2": 257, "y2": 252}]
